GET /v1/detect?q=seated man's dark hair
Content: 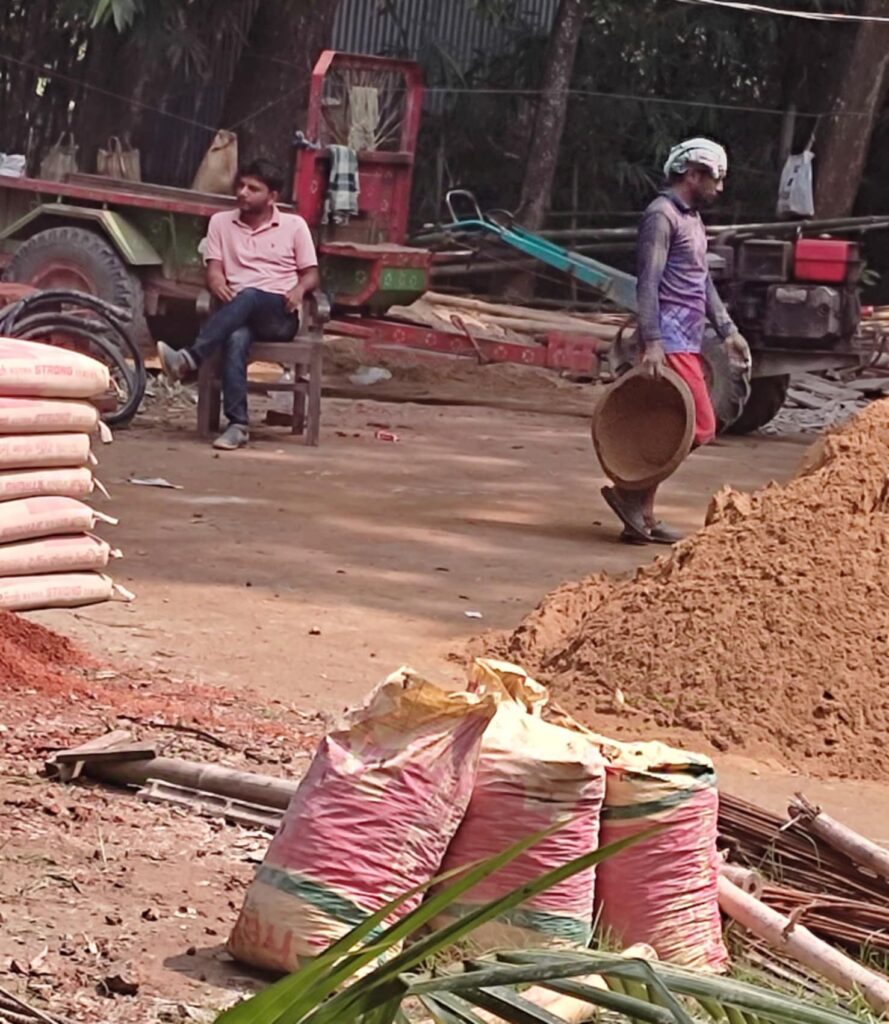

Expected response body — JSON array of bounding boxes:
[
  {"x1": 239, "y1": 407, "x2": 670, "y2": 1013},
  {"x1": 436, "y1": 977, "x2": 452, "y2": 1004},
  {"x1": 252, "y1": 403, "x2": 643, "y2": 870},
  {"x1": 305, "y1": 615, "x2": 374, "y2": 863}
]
[{"x1": 237, "y1": 158, "x2": 285, "y2": 194}]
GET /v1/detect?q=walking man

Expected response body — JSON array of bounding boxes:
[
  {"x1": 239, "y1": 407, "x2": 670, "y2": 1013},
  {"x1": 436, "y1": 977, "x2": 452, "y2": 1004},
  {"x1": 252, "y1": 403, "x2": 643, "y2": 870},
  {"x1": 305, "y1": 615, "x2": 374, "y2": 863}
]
[
  {"x1": 603, "y1": 137, "x2": 750, "y2": 543},
  {"x1": 158, "y1": 158, "x2": 320, "y2": 450}
]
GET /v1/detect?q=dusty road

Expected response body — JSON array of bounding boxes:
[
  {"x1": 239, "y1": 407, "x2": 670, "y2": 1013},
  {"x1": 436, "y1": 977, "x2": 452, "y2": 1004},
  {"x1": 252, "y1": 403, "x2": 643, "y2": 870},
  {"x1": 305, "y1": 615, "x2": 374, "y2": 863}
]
[
  {"x1": 3, "y1": 372, "x2": 887, "y2": 1022},
  {"x1": 28, "y1": 381, "x2": 888, "y2": 831},
  {"x1": 35, "y1": 392, "x2": 804, "y2": 711}
]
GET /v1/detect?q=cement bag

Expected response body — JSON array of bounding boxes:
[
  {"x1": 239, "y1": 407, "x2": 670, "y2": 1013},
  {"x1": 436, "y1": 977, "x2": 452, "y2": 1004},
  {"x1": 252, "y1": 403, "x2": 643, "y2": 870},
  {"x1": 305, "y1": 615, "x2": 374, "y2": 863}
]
[
  {"x1": 0, "y1": 467, "x2": 96, "y2": 503},
  {"x1": 0, "y1": 572, "x2": 123, "y2": 611},
  {"x1": 228, "y1": 669, "x2": 496, "y2": 974},
  {"x1": 594, "y1": 741, "x2": 727, "y2": 972},
  {"x1": 0, "y1": 534, "x2": 118, "y2": 577},
  {"x1": 0, "y1": 496, "x2": 116, "y2": 544},
  {"x1": 433, "y1": 659, "x2": 606, "y2": 950},
  {"x1": 0, "y1": 397, "x2": 100, "y2": 435},
  {"x1": 0, "y1": 338, "x2": 109, "y2": 399},
  {"x1": 0, "y1": 433, "x2": 91, "y2": 470}
]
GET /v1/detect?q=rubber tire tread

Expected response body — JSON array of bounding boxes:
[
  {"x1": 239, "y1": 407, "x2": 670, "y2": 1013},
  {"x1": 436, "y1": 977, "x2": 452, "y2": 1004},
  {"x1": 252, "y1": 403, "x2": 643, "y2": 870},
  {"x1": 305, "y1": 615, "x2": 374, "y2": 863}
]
[
  {"x1": 3, "y1": 226, "x2": 151, "y2": 347},
  {"x1": 727, "y1": 374, "x2": 791, "y2": 435}
]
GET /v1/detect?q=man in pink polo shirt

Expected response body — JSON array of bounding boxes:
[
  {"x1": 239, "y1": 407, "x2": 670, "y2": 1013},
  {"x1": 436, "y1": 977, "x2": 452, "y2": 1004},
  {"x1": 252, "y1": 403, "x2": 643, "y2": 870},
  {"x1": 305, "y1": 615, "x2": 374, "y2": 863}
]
[{"x1": 157, "y1": 158, "x2": 320, "y2": 450}]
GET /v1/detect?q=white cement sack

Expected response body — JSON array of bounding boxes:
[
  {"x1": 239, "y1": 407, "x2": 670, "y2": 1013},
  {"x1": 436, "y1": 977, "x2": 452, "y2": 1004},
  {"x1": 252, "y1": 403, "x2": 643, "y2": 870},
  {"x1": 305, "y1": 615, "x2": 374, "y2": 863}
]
[
  {"x1": 0, "y1": 496, "x2": 115, "y2": 544},
  {"x1": 0, "y1": 433, "x2": 91, "y2": 470},
  {"x1": 0, "y1": 468, "x2": 96, "y2": 502},
  {"x1": 0, "y1": 397, "x2": 100, "y2": 435},
  {"x1": 0, "y1": 534, "x2": 117, "y2": 577},
  {"x1": 0, "y1": 572, "x2": 123, "y2": 611},
  {"x1": 0, "y1": 338, "x2": 109, "y2": 399}
]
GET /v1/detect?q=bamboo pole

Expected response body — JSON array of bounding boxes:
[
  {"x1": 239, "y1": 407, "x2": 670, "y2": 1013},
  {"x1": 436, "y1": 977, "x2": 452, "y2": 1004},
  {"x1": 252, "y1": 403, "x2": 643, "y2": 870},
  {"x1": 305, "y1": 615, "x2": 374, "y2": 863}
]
[
  {"x1": 789, "y1": 793, "x2": 889, "y2": 882},
  {"x1": 718, "y1": 876, "x2": 889, "y2": 1014},
  {"x1": 719, "y1": 862, "x2": 764, "y2": 897}
]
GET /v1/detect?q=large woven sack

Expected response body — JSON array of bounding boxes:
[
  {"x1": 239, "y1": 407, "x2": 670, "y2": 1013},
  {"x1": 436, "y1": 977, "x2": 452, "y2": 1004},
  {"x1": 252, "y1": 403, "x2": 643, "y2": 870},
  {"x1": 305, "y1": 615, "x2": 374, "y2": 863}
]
[
  {"x1": 39, "y1": 133, "x2": 78, "y2": 181},
  {"x1": 594, "y1": 741, "x2": 727, "y2": 972},
  {"x1": 191, "y1": 130, "x2": 238, "y2": 195},
  {"x1": 0, "y1": 397, "x2": 99, "y2": 435},
  {"x1": 0, "y1": 534, "x2": 117, "y2": 577},
  {"x1": 228, "y1": 669, "x2": 496, "y2": 974},
  {"x1": 0, "y1": 338, "x2": 109, "y2": 399},
  {"x1": 0, "y1": 572, "x2": 116, "y2": 611},
  {"x1": 0, "y1": 468, "x2": 95, "y2": 502},
  {"x1": 433, "y1": 659, "x2": 606, "y2": 950},
  {"x1": 0, "y1": 433, "x2": 91, "y2": 470},
  {"x1": 96, "y1": 136, "x2": 141, "y2": 182},
  {"x1": 0, "y1": 496, "x2": 115, "y2": 544}
]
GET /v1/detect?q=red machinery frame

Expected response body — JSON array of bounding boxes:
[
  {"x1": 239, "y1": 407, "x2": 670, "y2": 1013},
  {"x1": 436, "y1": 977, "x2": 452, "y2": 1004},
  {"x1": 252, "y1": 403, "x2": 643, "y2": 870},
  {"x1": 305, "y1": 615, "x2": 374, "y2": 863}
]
[{"x1": 293, "y1": 51, "x2": 424, "y2": 246}]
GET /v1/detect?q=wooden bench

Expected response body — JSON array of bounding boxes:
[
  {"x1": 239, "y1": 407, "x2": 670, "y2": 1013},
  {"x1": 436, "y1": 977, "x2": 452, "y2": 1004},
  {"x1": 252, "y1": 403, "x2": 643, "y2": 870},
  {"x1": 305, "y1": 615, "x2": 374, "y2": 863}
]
[{"x1": 196, "y1": 292, "x2": 330, "y2": 446}]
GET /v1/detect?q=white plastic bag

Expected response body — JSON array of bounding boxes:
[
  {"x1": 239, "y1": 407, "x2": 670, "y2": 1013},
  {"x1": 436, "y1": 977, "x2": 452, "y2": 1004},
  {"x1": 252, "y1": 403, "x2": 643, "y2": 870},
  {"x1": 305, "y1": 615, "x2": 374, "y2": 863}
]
[
  {"x1": 777, "y1": 150, "x2": 814, "y2": 218},
  {"x1": 0, "y1": 155, "x2": 26, "y2": 178}
]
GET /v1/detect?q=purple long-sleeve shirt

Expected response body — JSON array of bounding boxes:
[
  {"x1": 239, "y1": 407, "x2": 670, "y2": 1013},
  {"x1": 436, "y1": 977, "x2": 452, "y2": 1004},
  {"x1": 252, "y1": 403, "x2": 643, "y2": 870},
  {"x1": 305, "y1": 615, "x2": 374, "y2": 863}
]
[{"x1": 636, "y1": 191, "x2": 735, "y2": 353}]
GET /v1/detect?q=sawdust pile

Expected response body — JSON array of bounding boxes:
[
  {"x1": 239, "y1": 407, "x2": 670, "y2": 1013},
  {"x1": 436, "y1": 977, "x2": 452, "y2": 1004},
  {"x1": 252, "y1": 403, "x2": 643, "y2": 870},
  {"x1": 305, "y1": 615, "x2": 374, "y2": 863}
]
[{"x1": 503, "y1": 400, "x2": 889, "y2": 779}]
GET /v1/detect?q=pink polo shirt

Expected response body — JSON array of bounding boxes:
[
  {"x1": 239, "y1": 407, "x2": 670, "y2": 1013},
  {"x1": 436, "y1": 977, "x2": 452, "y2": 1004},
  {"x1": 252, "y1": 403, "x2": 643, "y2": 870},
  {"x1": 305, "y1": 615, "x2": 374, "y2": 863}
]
[{"x1": 204, "y1": 207, "x2": 318, "y2": 297}]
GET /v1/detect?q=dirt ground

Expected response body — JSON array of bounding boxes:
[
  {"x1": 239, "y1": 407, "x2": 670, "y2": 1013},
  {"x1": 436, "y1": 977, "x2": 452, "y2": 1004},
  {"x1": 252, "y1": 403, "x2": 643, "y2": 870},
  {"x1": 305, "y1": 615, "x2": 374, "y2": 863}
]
[{"x1": 3, "y1": 359, "x2": 889, "y2": 1022}]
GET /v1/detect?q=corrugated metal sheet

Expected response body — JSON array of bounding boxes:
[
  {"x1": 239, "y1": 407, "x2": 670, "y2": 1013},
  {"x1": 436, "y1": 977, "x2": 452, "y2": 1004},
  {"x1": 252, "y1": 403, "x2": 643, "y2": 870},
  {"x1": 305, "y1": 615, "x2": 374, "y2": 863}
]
[{"x1": 333, "y1": 0, "x2": 557, "y2": 69}]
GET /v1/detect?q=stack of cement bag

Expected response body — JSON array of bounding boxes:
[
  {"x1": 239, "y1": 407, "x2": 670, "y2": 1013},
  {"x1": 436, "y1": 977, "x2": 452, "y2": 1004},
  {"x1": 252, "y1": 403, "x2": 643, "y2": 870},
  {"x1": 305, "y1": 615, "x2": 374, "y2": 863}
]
[{"x1": 0, "y1": 337, "x2": 131, "y2": 611}]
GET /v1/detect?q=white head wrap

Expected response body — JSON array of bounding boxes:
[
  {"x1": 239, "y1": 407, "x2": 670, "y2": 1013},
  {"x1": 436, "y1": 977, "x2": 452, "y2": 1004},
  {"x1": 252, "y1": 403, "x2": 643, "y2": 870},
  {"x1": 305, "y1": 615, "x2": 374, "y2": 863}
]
[{"x1": 663, "y1": 137, "x2": 728, "y2": 179}]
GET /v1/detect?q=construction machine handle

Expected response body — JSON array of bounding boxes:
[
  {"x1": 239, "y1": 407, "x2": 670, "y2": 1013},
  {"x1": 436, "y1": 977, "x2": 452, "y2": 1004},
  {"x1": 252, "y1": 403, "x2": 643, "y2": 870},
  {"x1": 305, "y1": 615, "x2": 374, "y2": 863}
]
[{"x1": 445, "y1": 189, "x2": 485, "y2": 225}]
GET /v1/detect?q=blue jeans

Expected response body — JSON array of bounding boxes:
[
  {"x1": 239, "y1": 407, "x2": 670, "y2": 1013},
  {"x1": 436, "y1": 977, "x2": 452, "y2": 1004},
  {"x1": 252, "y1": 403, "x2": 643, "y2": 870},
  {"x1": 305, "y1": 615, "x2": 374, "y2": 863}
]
[{"x1": 191, "y1": 287, "x2": 298, "y2": 426}]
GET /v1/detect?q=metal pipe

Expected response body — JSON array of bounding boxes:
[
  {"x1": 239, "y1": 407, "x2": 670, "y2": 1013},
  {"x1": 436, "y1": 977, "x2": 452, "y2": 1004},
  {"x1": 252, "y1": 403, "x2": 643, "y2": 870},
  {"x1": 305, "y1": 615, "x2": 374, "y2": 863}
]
[{"x1": 85, "y1": 756, "x2": 299, "y2": 810}]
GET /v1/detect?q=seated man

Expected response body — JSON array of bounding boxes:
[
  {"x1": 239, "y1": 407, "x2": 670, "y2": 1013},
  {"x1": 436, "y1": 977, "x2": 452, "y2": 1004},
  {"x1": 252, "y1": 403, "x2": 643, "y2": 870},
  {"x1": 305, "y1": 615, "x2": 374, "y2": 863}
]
[{"x1": 157, "y1": 158, "x2": 320, "y2": 450}]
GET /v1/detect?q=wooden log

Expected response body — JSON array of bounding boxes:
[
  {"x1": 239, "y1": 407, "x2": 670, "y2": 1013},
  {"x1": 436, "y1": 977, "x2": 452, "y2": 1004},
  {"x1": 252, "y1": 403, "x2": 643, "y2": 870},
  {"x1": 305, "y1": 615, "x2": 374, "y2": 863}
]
[
  {"x1": 425, "y1": 290, "x2": 604, "y2": 329},
  {"x1": 718, "y1": 876, "x2": 889, "y2": 1014},
  {"x1": 790, "y1": 793, "x2": 889, "y2": 882},
  {"x1": 85, "y1": 756, "x2": 299, "y2": 810}
]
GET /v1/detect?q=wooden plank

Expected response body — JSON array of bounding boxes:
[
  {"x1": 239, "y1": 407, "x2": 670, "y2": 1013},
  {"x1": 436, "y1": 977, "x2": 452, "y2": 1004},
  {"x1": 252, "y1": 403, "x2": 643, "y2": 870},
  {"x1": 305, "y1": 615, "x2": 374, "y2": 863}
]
[
  {"x1": 55, "y1": 741, "x2": 156, "y2": 766},
  {"x1": 794, "y1": 373, "x2": 860, "y2": 401},
  {"x1": 843, "y1": 377, "x2": 889, "y2": 392},
  {"x1": 48, "y1": 728, "x2": 135, "y2": 782}
]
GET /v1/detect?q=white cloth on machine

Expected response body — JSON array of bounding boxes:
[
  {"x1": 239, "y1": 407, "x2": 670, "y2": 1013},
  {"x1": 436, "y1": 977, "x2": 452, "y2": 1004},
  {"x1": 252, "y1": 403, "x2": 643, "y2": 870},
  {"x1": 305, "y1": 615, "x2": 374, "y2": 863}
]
[{"x1": 324, "y1": 145, "x2": 360, "y2": 225}]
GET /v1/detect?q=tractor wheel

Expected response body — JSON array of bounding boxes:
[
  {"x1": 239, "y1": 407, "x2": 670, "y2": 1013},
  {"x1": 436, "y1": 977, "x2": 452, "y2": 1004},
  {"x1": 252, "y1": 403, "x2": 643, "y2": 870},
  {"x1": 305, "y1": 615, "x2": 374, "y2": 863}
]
[
  {"x1": 727, "y1": 374, "x2": 790, "y2": 435},
  {"x1": 3, "y1": 226, "x2": 152, "y2": 348},
  {"x1": 700, "y1": 335, "x2": 751, "y2": 432}
]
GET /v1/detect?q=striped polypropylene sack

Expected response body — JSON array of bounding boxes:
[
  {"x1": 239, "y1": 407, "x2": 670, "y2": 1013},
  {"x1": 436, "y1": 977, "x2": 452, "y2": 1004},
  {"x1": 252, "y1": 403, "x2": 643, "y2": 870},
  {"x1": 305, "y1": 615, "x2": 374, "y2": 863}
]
[
  {"x1": 594, "y1": 741, "x2": 727, "y2": 971},
  {"x1": 228, "y1": 669, "x2": 496, "y2": 974},
  {"x1": 433, "y1": 659, "x2": 606, "y2": 950}
]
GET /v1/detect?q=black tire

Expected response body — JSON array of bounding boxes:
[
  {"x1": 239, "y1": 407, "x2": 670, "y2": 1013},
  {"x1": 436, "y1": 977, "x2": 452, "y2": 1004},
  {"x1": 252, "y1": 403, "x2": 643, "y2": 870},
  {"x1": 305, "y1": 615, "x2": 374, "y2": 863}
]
[
  {"x1": 700, "y1": 335, "x2": 751, "y2": 432},
  {"x1": 727, "y1": 374, "x2": 790, "y2": 435},
  {"x1": 3, "y1": 226, "x2": 152, "y2": 347}
]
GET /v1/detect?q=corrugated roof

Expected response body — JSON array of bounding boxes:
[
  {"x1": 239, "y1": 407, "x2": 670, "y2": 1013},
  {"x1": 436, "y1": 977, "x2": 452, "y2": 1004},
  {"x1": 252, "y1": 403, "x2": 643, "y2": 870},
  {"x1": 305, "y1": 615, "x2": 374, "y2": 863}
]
[{"x1": 332, "y1": 0, "x2": 557, "y2": 68}]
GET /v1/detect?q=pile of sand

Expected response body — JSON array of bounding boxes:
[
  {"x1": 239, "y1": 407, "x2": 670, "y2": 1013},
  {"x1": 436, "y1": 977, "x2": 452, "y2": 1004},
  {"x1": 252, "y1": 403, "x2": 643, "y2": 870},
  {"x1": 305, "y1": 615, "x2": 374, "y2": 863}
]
[
  {"x1": 0, "y1": 610, "x2": 86, "y2": 691},
  {"x1": 500, "y1": 400, "x2": 889, "y2": 779}
]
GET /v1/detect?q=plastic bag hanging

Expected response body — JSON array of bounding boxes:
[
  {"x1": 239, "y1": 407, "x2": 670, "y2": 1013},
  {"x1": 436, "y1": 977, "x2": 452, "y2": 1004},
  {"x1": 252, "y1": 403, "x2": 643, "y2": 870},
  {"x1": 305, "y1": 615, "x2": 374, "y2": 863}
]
[{"x1": 777, "y1": 149, "x2": 815, "y2": 218}]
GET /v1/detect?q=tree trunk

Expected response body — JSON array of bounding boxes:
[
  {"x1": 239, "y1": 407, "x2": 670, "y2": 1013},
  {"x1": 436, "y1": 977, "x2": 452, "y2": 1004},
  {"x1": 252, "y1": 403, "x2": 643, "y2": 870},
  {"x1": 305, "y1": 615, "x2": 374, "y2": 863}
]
[
  {"x1": 220, "y1": 0, "x2": 341, "y2": 198},
  {"x1": 814, "y1": 0, "x2": 889, "y2": 218},
  {"x1": 508, "y1": 0, "x2": 585, "y2": 298}
]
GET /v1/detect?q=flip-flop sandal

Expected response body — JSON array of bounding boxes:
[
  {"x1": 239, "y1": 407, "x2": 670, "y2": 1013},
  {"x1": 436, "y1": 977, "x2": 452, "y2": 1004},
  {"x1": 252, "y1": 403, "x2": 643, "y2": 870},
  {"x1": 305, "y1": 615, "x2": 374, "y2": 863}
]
[
  {"x1": 620, "y1": 528, "x2": 651, "y2": 546},
  {"x1": 601, "y1": 486, "x2": 650, "y2": 544},
  {"x1": 649, "y1": 522, "x2": 685, "y2": 545}
]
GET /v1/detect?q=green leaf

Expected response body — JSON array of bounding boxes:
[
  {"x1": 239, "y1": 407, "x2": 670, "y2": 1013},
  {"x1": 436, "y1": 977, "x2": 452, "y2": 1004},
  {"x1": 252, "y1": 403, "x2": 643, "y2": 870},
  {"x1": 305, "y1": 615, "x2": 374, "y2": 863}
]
[
  {"x1": 300, "y1": 830, "x2": 656, "y2": 1024},
  {"x1": 421, "y1": 992, "x2": 491, "y2": 1024},
  {"x1": 216, "y1": 821, "x2": 570, "y2": 1024}
]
